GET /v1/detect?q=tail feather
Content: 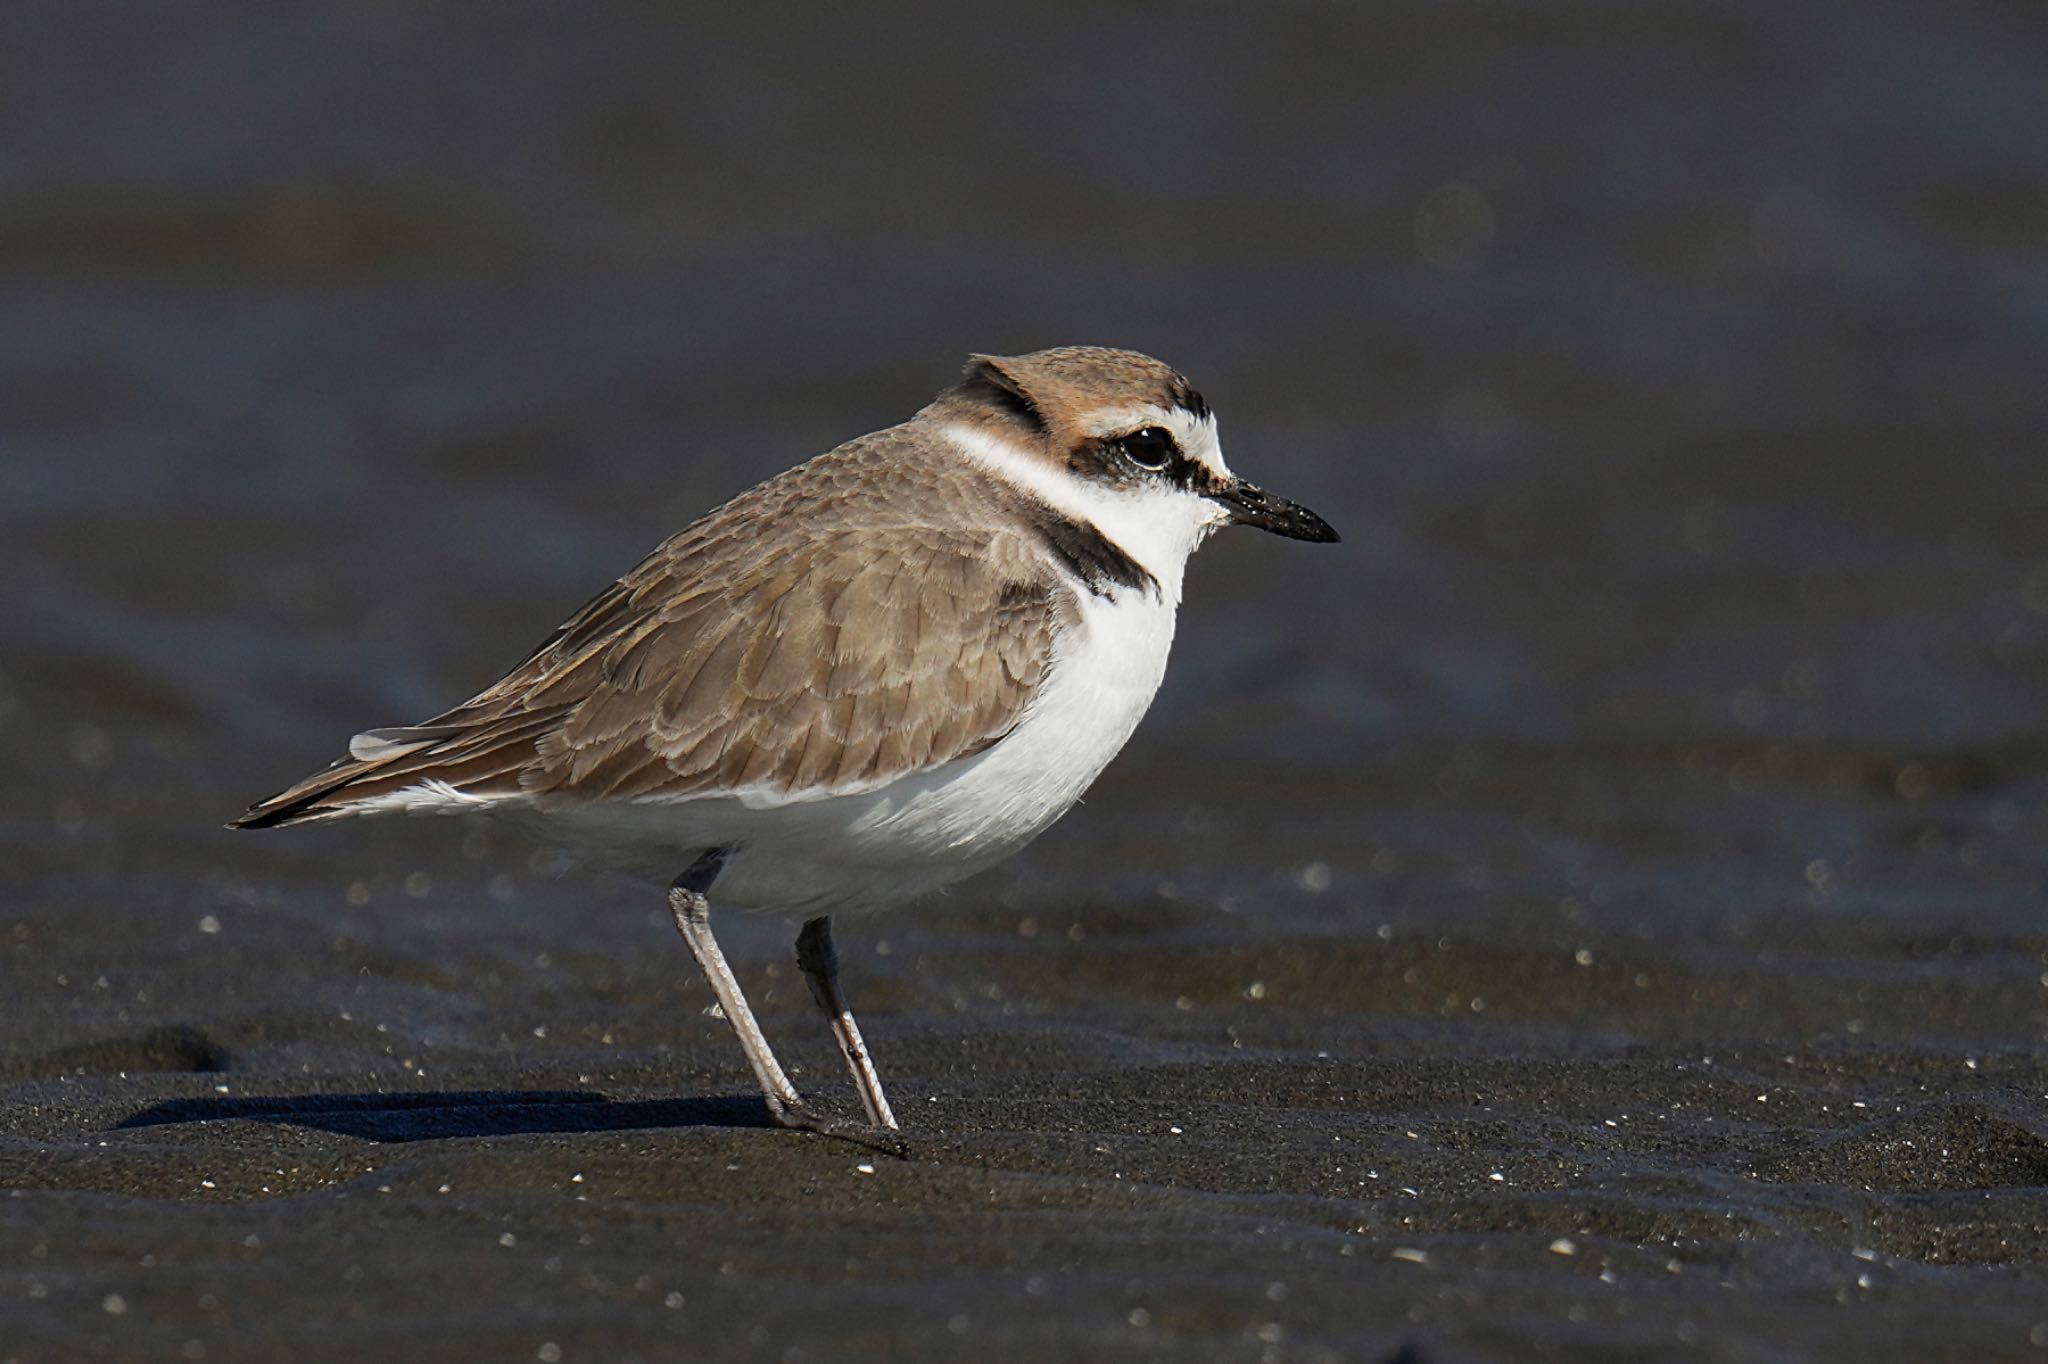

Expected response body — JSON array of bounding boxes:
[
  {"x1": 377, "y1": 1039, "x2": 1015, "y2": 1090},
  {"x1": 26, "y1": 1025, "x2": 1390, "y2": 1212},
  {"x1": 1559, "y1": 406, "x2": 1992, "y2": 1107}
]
[
  {"x1": 229, "y1": 708, "x2": 569, "y2": 829},
  {"x1": 229, "y1": 753, "x2": 408, "y2": 829}
]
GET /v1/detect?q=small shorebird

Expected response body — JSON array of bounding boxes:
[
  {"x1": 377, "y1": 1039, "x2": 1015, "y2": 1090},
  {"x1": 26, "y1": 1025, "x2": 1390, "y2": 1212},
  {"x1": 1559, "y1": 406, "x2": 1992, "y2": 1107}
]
[{"x1": 234, "y1": 347, "x2": 1337, "y2": 1136}]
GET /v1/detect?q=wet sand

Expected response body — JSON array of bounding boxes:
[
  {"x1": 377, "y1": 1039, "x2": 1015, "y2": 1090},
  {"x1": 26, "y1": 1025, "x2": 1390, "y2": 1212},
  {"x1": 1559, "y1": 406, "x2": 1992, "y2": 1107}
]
[
  {"x1": 8, "y1": 737, "x2": 2048, "y2": 1362},
  {"x1": 5, "y1": 2, "x2": 2048, "y2": 1360}
]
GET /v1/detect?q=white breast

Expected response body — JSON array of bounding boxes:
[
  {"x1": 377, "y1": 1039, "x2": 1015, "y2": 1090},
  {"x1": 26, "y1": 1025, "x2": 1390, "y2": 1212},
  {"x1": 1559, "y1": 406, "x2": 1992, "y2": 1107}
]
[
  {"x1": 842, "y1": 582, "x2": 1178, "y2": 869},
  {"x1": 587, "y1": 579, "x2": 1178, "y2": 915}
]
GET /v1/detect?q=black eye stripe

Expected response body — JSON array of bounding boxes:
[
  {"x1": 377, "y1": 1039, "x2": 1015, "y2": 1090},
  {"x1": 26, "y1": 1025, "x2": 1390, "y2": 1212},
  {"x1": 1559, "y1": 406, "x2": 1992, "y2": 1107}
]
[
  {"x1": 1069, "y1": 424, "x2": 1212, "y2": 493},
  {"x1": 1117, "y1": 426, "x2": 1178, "y2": 471}
]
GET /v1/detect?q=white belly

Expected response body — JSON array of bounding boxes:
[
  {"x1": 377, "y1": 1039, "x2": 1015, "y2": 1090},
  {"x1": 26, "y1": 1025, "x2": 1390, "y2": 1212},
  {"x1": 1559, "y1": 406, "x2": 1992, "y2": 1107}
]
[{"x1": 514, "y1": 583, "x2": 1182, "y2": 916}]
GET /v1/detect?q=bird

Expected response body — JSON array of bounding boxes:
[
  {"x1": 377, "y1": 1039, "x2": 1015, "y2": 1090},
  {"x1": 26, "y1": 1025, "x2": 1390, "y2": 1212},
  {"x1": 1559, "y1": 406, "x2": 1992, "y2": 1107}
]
[{"x1": 233, "y1": 346, "x2": 1338, "y2": 1137}]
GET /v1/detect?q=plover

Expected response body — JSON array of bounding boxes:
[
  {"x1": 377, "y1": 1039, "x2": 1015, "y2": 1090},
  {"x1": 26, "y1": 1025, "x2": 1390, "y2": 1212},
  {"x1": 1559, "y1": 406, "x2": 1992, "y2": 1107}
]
[{"x1": 234, "y1": 346, "x2": 1337, "y2": 1136}]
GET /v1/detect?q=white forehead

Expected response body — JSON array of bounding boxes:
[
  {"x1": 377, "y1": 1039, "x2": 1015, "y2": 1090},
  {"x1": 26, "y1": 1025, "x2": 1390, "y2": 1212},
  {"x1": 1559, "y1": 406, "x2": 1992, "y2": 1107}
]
[{"x1": 1076, "y1": 403, "x2": 1232, "y2": 480}]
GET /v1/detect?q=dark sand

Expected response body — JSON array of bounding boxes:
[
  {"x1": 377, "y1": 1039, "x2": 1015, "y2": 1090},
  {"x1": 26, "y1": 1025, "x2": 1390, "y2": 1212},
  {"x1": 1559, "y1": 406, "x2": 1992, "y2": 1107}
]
[{"x1": 5, "y1": 3, "x2": 2048, "y2": 1361}]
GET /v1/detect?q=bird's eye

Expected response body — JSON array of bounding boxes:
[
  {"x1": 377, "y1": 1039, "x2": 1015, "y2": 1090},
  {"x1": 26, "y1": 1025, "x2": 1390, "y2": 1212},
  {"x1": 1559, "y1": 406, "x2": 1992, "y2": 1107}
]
[{"x1": 1118, "y1": 426, "x2": 1177, "y2": 471}]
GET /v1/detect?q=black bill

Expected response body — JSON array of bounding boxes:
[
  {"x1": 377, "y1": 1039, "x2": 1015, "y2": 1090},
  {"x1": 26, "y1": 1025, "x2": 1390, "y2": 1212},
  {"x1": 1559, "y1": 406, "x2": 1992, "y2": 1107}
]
[{"x1": 1209, "y1": 478, "x2": 1341, "y2": 543}]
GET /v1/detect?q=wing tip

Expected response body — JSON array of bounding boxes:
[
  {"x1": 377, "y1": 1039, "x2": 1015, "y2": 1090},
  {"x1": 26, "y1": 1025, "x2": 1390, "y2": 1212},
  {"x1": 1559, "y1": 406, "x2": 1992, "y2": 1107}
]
[
  {"x1": 227, "y1": 788, "x2": 340, "y2": 830},
  {"x1": 348, "y1": 725, "x2": 456, "y2": 762}
]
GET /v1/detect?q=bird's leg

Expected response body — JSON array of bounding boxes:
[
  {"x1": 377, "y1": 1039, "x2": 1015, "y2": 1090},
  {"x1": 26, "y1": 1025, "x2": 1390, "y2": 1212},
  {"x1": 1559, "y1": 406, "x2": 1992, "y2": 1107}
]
[
  {"x1": 666, "y1": 854, "x2": 810, "y2": 1129},
  {"x1": 795, "y1": 915, "x2": 899, "y2": 1131}
]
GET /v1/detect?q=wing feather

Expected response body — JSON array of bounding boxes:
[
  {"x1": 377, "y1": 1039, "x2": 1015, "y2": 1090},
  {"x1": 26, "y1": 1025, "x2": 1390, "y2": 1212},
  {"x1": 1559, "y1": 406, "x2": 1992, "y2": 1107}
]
[{"x1": 232, "y1": 430, "x2": 1073, "y2": 829}]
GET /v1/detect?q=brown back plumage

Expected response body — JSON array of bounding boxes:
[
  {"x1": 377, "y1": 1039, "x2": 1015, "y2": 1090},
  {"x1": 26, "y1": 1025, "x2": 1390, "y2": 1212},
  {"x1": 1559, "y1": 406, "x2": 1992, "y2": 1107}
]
[{"x1": 233, "y1": 419, "x2": 1073, "y2": 828}]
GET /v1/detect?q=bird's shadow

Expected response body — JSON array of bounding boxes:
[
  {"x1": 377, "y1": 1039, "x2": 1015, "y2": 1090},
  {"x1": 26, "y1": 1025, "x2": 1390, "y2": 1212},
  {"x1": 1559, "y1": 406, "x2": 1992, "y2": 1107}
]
[{"x1": 115, "y1": 1089, "x2": 770, "y2": 1142}]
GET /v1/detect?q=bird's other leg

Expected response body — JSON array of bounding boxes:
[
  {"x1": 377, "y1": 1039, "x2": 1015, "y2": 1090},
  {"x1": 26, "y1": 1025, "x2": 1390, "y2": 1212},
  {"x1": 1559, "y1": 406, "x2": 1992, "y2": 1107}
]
[
  {"x1": 666, "y1": 850, "x2": 811, "y2": 1129},
  {"x1": 795, "y1": 914, "x2": 899, "y2": 1131}
]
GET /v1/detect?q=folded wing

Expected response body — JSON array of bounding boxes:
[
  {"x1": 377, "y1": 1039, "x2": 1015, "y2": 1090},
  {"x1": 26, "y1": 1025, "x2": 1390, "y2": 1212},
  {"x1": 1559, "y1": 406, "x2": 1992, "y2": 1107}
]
[{"x1": 232, "y1": 524, "x2": 1063, "y2": 828}]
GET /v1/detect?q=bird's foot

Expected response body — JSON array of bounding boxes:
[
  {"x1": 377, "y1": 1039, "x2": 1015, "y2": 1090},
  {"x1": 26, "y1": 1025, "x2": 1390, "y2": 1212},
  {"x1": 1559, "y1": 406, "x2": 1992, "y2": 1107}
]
[{"x1": 768, "y1": 1098, "x2": 911, "y2": 1160}]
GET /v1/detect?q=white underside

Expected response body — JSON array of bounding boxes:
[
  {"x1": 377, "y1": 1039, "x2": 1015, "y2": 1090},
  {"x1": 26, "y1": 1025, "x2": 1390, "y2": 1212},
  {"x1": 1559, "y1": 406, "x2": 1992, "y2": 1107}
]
[
  {"x1": 506, "y1": 580, "x2": 1181, "y2": 914},
  {"x1": 366, "y1": 584, "x2": 1178, "y2": 915},
  {"x1": 353, "y1": 420, "x2": 1225, "y2": 917}
]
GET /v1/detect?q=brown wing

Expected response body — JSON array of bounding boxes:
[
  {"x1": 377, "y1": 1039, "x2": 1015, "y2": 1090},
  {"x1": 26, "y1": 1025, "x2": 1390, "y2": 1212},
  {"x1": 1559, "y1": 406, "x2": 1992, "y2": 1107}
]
[{"x1": 231, "y1": 521, "x2": 1064, "y2": 827}]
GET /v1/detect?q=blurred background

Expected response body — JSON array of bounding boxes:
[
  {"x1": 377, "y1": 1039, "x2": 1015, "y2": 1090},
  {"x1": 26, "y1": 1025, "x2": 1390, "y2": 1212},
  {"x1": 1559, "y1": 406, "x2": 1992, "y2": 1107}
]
[{"x1": 4, "y1": 3, "x2": 2047, "y2": 1358}]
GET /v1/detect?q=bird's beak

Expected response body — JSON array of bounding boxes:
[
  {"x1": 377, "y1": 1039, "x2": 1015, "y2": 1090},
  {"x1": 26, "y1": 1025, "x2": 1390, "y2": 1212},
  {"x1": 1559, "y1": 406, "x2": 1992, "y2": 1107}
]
[{"x1": 1208, "y1": 478, "x2": 1341, "y2": 543}]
